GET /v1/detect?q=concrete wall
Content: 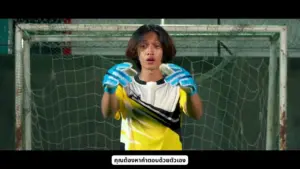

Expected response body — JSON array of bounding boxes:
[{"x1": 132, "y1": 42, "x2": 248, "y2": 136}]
[{"x1": 0, "y1": 19, "x2": 12, "y2": 54}]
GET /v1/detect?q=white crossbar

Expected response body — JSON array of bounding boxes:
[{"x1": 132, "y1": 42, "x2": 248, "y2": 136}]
[
  {"x1": 29, "y1": 34, "x2": 271, "y2": 42},
  {"x1": 17, "y1": 24, "x2": 286, "y2": 33}
]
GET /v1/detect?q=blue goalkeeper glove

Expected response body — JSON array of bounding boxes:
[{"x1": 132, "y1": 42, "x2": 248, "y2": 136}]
[
  {"x1": 160, "y1": 63, "x2": 198, "y2": 96},
  {"x1": 102, "y1": 62, "x2": 137, "y2": 94}
]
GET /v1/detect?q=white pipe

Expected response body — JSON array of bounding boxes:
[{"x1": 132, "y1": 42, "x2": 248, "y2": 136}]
[
  {"x1": 18, "y1": 24, "x2": 285, "y2": 33},
  {"x1": 160, "y1": 19, "x2": 165, "y2": 25}
]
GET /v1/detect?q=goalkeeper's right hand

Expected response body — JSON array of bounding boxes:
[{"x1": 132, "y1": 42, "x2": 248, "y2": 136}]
[{"x1": 102, "y1": 62, "x2": 138, "y2": 94}]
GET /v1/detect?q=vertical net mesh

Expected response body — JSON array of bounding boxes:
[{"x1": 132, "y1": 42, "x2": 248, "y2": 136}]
[{"x1": 15, "y1": 19, "x2": 282, "y2": 150}]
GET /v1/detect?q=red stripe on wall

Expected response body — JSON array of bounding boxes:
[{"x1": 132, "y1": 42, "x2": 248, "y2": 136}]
[{"x1": 63, "y1": 18, "x2": 72, "y2": 55}]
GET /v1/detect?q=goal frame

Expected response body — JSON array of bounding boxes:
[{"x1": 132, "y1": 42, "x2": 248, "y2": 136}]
[{"x1": 14, "y1": 23, "x2": 288, "y2": 151}]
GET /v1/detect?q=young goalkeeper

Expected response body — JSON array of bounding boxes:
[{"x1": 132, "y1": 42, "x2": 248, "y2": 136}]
[{"x1": 101, "y1": 24, "x2": 203, "y2": 150}]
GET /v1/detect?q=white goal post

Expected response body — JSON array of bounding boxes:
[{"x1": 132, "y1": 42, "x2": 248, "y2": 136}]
[{"x1": 14, "y1": 23, "x2": 288, "y2": 151}]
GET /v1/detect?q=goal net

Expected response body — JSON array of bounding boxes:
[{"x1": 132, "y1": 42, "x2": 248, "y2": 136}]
[{"x1": 14, "y1": 21, "x2": 288, "y2": 150}]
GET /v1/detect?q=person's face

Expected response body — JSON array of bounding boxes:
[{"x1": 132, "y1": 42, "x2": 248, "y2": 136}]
[{"x1": 137, "y1": 31, "x2": 163, "y2": 71}]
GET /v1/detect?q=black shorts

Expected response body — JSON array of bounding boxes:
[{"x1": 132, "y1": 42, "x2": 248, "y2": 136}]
[{"x1": 120, "y1": 142, "x2": 125, "y2": 150}]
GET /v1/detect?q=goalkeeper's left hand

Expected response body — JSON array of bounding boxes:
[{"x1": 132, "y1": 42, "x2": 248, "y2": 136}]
[{"x1": 160, "y1": 63, "x2": 198, "y2": 96}]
